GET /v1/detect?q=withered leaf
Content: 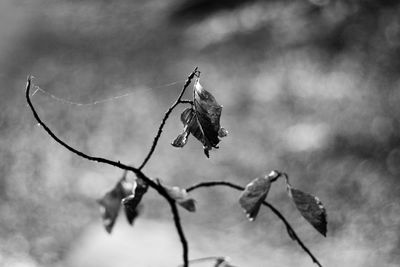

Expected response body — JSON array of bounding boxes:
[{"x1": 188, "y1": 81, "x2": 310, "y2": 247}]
[
  {"x1": 288, "y1": 186, "x2": 327, "y2": 237},
  {"x1": 239, "y1": 175, "x2": 272, "y2": 221},
  {"x1": 97, "y1": 179, "x2": 129, "y2": 233},
  {"x1": 194, "y1": 80, "x2": 222, "y2": 141},
  {"x1": 122, "y1": 177, "x2": 148, "y2": 225},
  {"x1": 124, "y1": 202, "x2": 142, "y2": 225},
  {"x1": 163, "y1": 185, "x2": 196, "y2": 212},
  {"x1": 172, "y1": 79, "x2": 227, "y2": 158},
  {"x1": 171, "y1": 125, "x2": 190, "y2": 148}
]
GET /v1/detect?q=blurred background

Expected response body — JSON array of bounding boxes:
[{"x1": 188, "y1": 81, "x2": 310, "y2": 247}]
[{"x1": 1, "y1": 0, "x2": 400, "y2": 266}]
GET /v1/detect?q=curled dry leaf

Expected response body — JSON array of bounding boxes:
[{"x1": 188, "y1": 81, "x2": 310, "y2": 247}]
[
  {"x1": 171, "y1": 125, "x2": 190, "y2": 148},
  {"x1": 97, "y1": 179, "x2": 132, "y2": 233},
  {"x1": 288, "y1": 186, "x2": 327, "y2": 237},
  {"x1": 239, "y1": 175, "x2": 272, "y2": 221},
  {"x1": 163, "y1": 184, "x2": 196, "y2": 212},
  {"x1": 122, "y1": 177, "x2": 148, "y2": 225},
  {"x1": 124, "y1": 201, "x2": 142, "y2": 225},
  {"x1": 172, "y1": 79, "x2": 227, "y2": 158},
  {"x1": 97, "y1": 175, "x2": 148, "y2": 233}
]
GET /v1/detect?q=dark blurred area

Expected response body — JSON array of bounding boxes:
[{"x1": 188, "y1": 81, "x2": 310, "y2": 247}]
[{"x1": 1, "y1": 0, "x2": 400, "y2": 266}]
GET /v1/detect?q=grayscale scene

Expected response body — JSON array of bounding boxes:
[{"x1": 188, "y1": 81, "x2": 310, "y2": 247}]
[{"x1": 1, "y1": 0, "x2": 399, "y2": 266}]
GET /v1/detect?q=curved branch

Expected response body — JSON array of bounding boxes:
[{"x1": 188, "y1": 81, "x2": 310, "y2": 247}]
[
  {"x1": 169, "y1": 199, "x2": 188, "y2": 266},
  {"x1": 186, "y1": 181, "x2": 323, "y2": 267},
  {"x1": 26, "y1": 76, "x2": 141, "y2": 175},
  {"x1": 138, "y1": 67, "x2": 199, "y2": 170},
  {"x1": 25, "y1": 76, "x2": 190, "y2": 267}
]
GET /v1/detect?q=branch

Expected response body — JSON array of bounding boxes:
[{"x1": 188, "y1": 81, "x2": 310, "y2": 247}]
[
  {"x1": 25, "y1": 76, "x2": 190, "y2": 267},
  {"x1": 26, "y1": 76, "x2": 140, "y2": 175},
  {"x1": 186, "y1": 181, "x2": 323, "y2": 267},
  {"x1": 179, "y1": 99, "x2": 194, "y2": 105},
  {"x1": 138, "y1": 67, "x2": 199, "y2": 170},
  {"x1": 167, "y1": 196, "x2": 188, "y2": 265}
]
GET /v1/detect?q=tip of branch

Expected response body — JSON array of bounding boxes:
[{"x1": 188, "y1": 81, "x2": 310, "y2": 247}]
[
  {"x1": 193, "y1": 67, "x2": 201, "y2": 78},
  {"x1": 26, "y1": 75, "x2": 32, "y2": 92}
]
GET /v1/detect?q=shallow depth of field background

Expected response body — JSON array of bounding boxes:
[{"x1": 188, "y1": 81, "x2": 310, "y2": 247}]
[{"x1": 1, "y1": 0, "x2": 400, "y2": 266}]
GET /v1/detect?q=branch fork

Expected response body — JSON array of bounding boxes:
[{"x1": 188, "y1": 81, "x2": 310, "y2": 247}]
[{"x1": 25, "y1": 68, "x2": 323, "y2": 267}]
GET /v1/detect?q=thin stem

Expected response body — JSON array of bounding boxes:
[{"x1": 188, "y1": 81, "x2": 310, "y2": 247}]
[
  {"x1": 138, "y1": 67, "x2": 199, "y2": 170},
  {"x1": 186, "y1": 181, "x2": 243, "y2": 192},
  {"x1": 25, "y1": 75, "x2": 189, "y2": 267},
  {"x1": 170, "y1": 201, "x2": 189, "y2": 266},
  {"x1": 179, "y1": 99, "x2": 194, "y2": 105},
  {"x1": 186, "y1": 181, "x2": 323, "y2": 267},
  {"x1": 156, "y1": 181, "x2": 189, "y2": 267},
  {"x1": 26, "y1": 76, "x2": 140, "y2": 175}
]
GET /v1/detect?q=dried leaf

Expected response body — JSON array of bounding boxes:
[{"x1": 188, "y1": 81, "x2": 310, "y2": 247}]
[
  {"x1": 122, "y1": 177, "x2": 148, "y2": 225},
  {"x1": 171, "y1": 126, "x2": 190, "y2": 148},
  {"x1": 172, "y1": 79, "x2": 227, "y2": 158},
  {"x1": 97, "y1": 180, "x2": 126, "y2": 233},
  {"x1": 124, "y1": 202, "x2": 143, "y2": 225},
  {"x1": 288, "y1": 186, "x2": 327, "y2": 237},
  {"x1": 239, "y1": 176, "x2": 272, "y2": 221},
  {"x1": 164, "y1": 185, "x2": 196, "y2": 212},
  {"x1": 193, "y1": 80, "x2": 224, "y2": 157}
]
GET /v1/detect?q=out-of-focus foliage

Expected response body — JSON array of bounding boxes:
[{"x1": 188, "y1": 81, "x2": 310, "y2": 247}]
[
  {"x1": 162, "y1": 184, "x2": 196, "y2": 212},
  {"x1": 1, "y1": 0, "x2": 400, "y2": 266}
]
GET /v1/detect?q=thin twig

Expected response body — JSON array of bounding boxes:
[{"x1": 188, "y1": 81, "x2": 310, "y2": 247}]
[
  {"x1": 186, "y1": 181, "x2": 323, "y2": 267},
  {"x1": 179, "y1": 99, "x2": 194, "y2": 105},
  {"x1": 26, "y1": 75, "x2": 190, "y2": 267},
  {"x1": 26, "y1": 77, "x2": 140, "y2": 176},
  {"x1": 138, "y1": 67, "x2": 199, "y2": 170},
  {"x1": 167, "y1": 197, "x2": 189, "y2": 265}
]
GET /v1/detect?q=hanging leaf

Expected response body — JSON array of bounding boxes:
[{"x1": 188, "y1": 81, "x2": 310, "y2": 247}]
[
  {"x1": 124, "y1": 202, "x2": 142, "y2": 225},
  {"x1": 163, "y1": 184, "x2": 196, "y2": 212},
  {"x1": 239, "y1": 175, "x2": 272, "y2": 221},
  {"x1": 288, "y1": 186, "x2": 327, "y2": 237},
  {"x1": 97, "y1": 179, "x2": 128, "y2": 233},
  {"x1": 193, "y1": 79, "x2": 226, "y2": 157},
  {"x1": 171, "y1": 79, "x2": 227, "y2": 158},
  {"x1": 171, "y1": 125, "x2": 190, "y2": 148},
  {"x1": 122, "y1": 177, "x2": 148, "y2": 225}
]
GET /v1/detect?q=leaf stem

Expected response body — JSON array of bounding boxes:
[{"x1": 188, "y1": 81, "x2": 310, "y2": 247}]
[
  {"x1": 138, "y1": 67, "x2": 199, "y2": 170},
  {"x1": 186, "y1": 181, "x2": 323, "y2": 267},
  {"x1": 179, "y1": 99, "x2": 194, "y2": 105}
]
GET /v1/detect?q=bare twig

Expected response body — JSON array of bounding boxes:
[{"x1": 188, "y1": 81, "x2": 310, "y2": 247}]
[
  {"x1": 186, "y1": 181, "x2": 323, "y2": 267},
  {"x1": 26, "y1": 70, "x2": 321, "y2": 267},
  {"x1": 138, "y1": 67, "x2": 199, "y2": 170},
  {"x1": 179, "y1": 99, "x2": 194, "y2": 105},
  {"x1": 26, "y1": 75, "x2": 190, "y2": 267}
]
